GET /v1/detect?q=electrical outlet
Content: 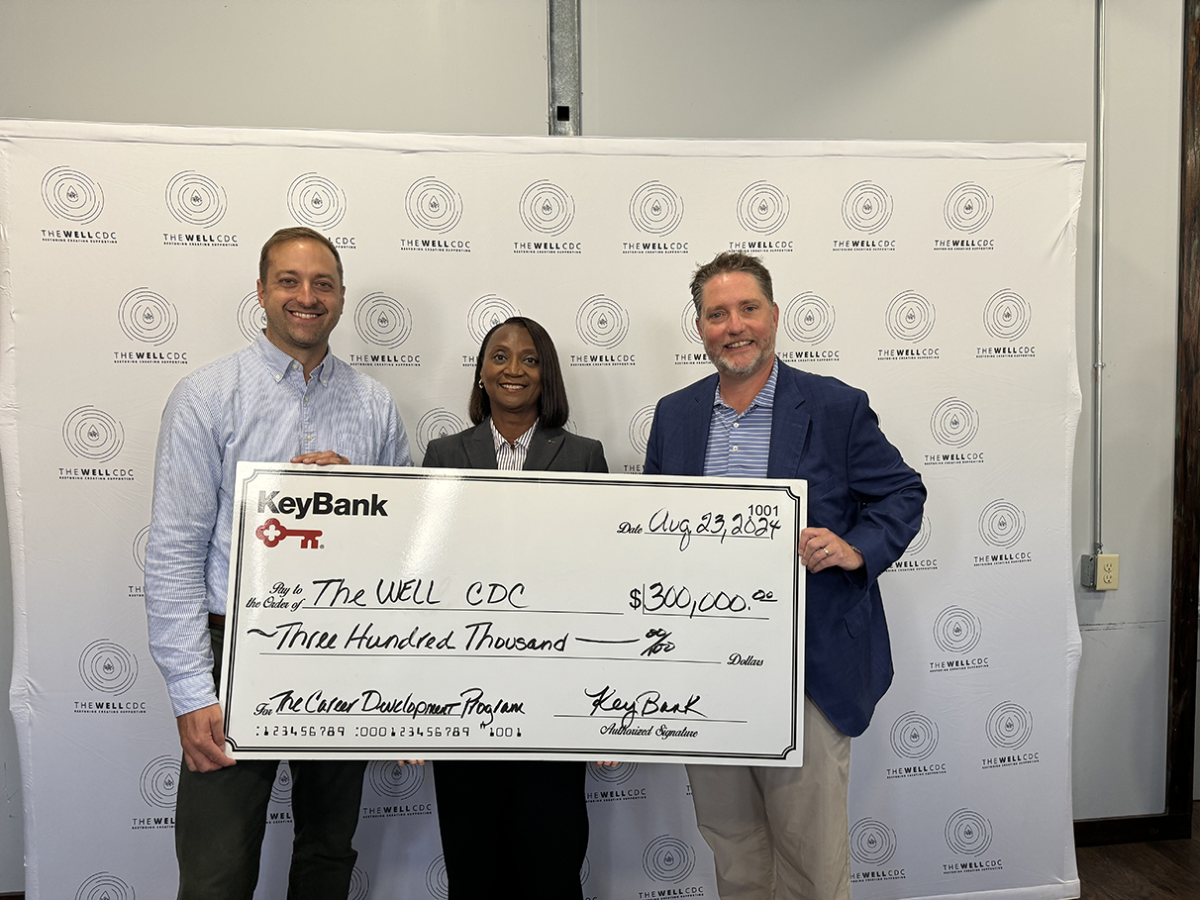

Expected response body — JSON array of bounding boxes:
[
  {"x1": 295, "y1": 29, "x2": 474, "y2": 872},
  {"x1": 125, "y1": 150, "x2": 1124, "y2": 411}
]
[{"x1": 1097, "y1": 553, "x2": 1119, "y2": 590}]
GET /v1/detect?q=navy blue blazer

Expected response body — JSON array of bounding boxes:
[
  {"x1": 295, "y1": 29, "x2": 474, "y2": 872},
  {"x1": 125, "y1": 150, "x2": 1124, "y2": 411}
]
[{"x1": 643, "y1": 361, "x2": 925, "y2": 737}]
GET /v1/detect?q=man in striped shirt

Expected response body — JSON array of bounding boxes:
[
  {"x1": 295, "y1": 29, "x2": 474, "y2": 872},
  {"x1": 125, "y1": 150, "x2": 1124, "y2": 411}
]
[
  {"x1": 144, "y1": 227, "x2": 412, "y2": 899},
  {"x1": 644, "y1": 252, "x2": 925, "y2": 900}
]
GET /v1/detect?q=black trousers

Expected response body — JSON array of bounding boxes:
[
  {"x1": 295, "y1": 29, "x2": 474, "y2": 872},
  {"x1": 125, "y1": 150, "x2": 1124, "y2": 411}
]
[
  {"x1": 433, "y1": 759, "x2": 589, "y2": 900},
  {"x1": 174, "y1": 626, "x2": 366, "y2": 899}
]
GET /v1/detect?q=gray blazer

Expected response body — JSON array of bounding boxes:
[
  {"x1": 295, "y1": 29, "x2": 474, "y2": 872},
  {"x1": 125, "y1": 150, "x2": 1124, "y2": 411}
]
[{"x1": 422, "y1": 421, "x2": 607, "y2": 473}]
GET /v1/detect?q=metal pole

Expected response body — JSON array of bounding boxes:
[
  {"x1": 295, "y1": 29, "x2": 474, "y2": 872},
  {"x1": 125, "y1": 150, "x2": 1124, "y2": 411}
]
[
  {"x1": 548, "y1": 0, "x2": 582, "y2": 136},
  {"x1": 1092, "y1": 0, "x2": 1107, "y2": 556}
]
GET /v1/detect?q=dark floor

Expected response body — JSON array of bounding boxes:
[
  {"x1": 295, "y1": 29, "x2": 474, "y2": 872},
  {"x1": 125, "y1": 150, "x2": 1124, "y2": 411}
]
[
  {"x1": 1077, "y1": 802, "x2": 1200, "y2": 899},
  {"x1": 0, "y1": 812, "x2": 1194, "y2": 900}
]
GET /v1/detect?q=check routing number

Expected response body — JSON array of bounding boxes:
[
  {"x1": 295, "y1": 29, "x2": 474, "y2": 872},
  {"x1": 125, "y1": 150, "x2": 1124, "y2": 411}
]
[{"x1": 220, "y1": 463, "x2": 807, "y2": 765}]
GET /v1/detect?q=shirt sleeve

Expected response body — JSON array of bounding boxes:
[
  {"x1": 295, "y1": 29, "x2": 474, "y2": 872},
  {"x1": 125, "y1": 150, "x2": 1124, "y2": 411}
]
[
  {"x1": 379, "y1": 393, "x2": 413, "y2": 468},
  {"x1": 143, "y1": 377, "x2": 224, "y2": 717}
]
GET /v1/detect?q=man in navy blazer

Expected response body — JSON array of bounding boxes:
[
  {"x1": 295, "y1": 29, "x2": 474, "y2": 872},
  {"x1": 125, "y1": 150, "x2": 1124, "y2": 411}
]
[{"x1": 644, "y1": 252, "x2": 924, "y2": 900}]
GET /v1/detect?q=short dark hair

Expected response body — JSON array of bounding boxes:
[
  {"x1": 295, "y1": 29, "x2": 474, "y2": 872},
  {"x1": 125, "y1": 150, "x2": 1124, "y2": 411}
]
[
  {"x1": 689, "y1": 251, "x2": 774, "y2": 315},
  {"x1": 258, "y1": 227, "x2": 344, "y2": 285},
  {"x1": 468, "y1": 317, "x2": 569, "y2": 429}
]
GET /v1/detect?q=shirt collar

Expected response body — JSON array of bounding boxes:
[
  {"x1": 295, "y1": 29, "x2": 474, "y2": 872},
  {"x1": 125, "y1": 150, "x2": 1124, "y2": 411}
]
[
  {"x1": 713, "y1": 357, "x2": 779, "y2": 413},
  {"x1": 254, "y1": 333, "x2": 337, "y2": 385},
  {"x1": 489, "y1": 418, "x2": 537, "y2": 452}
]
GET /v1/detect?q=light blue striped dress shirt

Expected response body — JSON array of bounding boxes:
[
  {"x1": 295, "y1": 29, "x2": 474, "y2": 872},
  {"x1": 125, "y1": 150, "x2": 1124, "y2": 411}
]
[
  {"x1": 703, "y1": 358, "x2": 778, "y2": 478},
  {"x1": 144, "y1": 336, "x2": 412, "y2": 716}
]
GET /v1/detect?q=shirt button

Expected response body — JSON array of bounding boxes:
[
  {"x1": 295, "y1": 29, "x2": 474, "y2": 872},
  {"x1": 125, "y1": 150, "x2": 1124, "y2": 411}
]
[
  {"x1": 306, "y1": 435, "x2": 313, "y2": 442},
  {"x1": 304, "y1": 397, "x2": 309, "y2": 404},
  {"x1": 274, "y1": 375, "x2": 281, "y2": 383},
  {"x1": 733, "y1": 422, "x2": 739, "y2": 429},
  {"x1": 732, "y1": 445, "x2": 739, "y2": 452}
]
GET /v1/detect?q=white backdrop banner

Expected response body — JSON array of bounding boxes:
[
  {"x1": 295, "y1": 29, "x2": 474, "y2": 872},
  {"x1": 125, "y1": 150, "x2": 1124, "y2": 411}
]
[{"x1": 0, "y1": 120, "x2": 1083, "y2": 900}]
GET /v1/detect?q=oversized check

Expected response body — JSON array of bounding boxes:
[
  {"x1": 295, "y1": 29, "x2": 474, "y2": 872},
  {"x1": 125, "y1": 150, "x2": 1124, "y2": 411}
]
[{"x1": 220, "y1": 463, "x2": 806, "y2": 764}]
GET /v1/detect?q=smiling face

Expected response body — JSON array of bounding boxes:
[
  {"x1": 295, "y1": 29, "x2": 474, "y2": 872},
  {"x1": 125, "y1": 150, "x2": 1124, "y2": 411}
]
[
  {"x1": 480, "y1": 323, "x2": 543, "y2": 426},
  {"x1": 256, "y1": 238, "x2": 345, "y2": 371},
  {"x1": 697, "y1": 270, "x2": 779, "y2": 380}
]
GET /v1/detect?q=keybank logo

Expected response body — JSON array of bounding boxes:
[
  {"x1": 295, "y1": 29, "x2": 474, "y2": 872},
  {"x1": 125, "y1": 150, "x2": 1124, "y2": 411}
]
[{"x1": 258, "y1": 490, "x2": 388, "y2": 518}]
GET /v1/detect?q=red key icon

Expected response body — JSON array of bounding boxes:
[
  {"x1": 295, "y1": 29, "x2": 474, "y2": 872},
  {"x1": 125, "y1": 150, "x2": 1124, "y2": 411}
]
[{"x1": 255, "y1": 517, "x2": 322, "y2": 549}]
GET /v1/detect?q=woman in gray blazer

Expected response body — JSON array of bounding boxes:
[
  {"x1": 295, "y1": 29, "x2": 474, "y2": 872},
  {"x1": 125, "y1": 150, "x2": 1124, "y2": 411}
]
[{"x1": 423, "y1": 316, "x2": 605, "y2": 900}]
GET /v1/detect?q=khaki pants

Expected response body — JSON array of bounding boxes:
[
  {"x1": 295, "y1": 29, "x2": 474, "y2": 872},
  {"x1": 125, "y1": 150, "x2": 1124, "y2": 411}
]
[{"x1": 686, "y1": 696, "x2": 851, "y2": 900}]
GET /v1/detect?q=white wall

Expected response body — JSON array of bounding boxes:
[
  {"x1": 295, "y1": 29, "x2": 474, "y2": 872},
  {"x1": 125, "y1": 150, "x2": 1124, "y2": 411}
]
[{"x1": 0, "y1": 0, "x2": 1188, "y2": 890}]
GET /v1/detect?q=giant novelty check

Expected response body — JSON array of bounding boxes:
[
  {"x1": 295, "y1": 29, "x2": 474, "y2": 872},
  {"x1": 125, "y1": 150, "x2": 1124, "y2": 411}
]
[{"x1": 220, "y1": 463, "x2": 806, "y2": 764}]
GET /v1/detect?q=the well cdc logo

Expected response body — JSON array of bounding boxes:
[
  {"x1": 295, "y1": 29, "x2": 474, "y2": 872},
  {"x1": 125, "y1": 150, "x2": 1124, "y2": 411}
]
[
  {"x1": 784, "y1": 292, "x2": 836, "y2": 345},
  {"x1": 367, "y1": 759, "x2": 426, "y2": 799},
  {"x1": 79, "y1": 639, "x2": 138, "y2": 695},
  {"x1": 642, "y1": 835, "x2": 696, "y2": 883},
  {"x1": 629, "y1": 181, "x2": 684, "y2": 235},
  {"x1": 849, "y1": 818, "x2": 898, "y2": 866},
  {"x1": 736, "y1": 181, "x2": 789, "y2": 235},
  {"x1": 426, "y1": 855, "x2": 450, "y2": 900},
  {"x1": 978, "y1": 499, "x2": 1026, "y2": 548},
  {"x1": 42, "y1": 166, "x2": 104, "y2": 223},
  {"x1": 842, "y1": 181, "x2": 892, "y2": 233},
  {"x1": 576, "y1": 295, "x2": 630, "y2": 349},
  {"x1": 406, "y1": 177, "x2": 463, "y2": 233},
  {"x1": 416, "y1": 408, "x2": 468, "y2": 456},
  {"x1": 983, "y1": 289, "x2": 1032, "y2": 341},
  {"x1": 354, "y1": 293, "x2": 413, "y2": 348},
  {"x1": 271, "y1": 761, "x2": 293, "y2": 804},
  {"x1": 63, "y1": 405, "x2": 125, "y2": 462},
  {"x1": 889, "y1": 711, "x2": 939, "y2": 760},
  {"x1": 986, "y1": 701, "x2": 1034, "y2": 750},
  {"x1": 132, "y1": 525, "x2": 150, "y2": 572},
  {"x1": 519, "y1": 180, "x2": 575, "y2": 235},
  {"x1": 929, "y1": 398, "x2": 979, "y2": 448},
  {"x1": 886, "y1": 290, "x2": 935, "y2": 342},
  {"x1": 933, "y1": 606, "x2": 982, "y2": 655},
  {"x1": 238, "y1": 290, "x2": 267, "y2": 343},
  {"x1": 288, "y1": 172, "x2": 347, "y2": 230},
  {"x1": 466, "y1": 293, "x2": 519, "y2": 345},
  {"x1": 75, "y1": 872, "x2": 134, "y2": 900},
  {"x1": 944, "y1": 809, "x2": 993, "y2": 857},
  {"x1": 629, "y1": 405, "x2": 656, "y2": 456},
  {"x1": 944, "y1": 182, "x2": 994, "y2": 233},
  {"x1": 165, "y1": 170, "x2": 228, "y2": 227},
  {"x1": 139, "y1": 754, "x2": 179, "y2": 809},
  {"x1": 680, "y1": 299, "x2": 702, "y2": 345},
  {"x1": 905, "y1": 516, "x2": 932, "y2": 556},
  {"x1": 118, "y1": 288, "x2": 178, "y2": 346},
  {"x1": 348, "y1": 866, "x2": 370, "y2": 900},
  {"x1": 587, "y1": 761, "x2": 638, "y2": 784}
]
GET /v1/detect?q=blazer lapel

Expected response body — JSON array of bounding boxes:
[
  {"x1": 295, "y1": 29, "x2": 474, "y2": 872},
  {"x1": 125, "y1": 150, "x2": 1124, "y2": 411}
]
[
  {"x1": 464, "y1": 421, "x2": 498, "y2": 469},
  {"x1": 681, "y1": 380, "x2": 715, "y2": 476},
  {"x1": 524, "y1": 426, "x2": 564, "y2": 471},
  {"x1": 768, "y1": 363, "x2": 810, "y2": 479}
]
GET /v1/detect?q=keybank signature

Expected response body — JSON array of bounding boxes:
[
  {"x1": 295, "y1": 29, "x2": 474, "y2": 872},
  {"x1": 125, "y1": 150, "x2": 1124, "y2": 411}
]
[{"x1": 584, "y1": 684, "x2": 705, "y2": 727}]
